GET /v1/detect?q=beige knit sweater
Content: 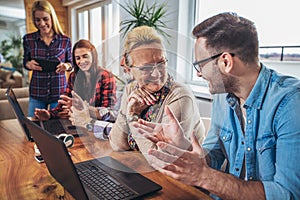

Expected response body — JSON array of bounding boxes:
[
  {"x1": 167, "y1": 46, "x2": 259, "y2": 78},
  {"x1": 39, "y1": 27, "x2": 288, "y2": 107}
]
[{"x1": 109, "y1": 80, "x2": 205, "y2": 154}]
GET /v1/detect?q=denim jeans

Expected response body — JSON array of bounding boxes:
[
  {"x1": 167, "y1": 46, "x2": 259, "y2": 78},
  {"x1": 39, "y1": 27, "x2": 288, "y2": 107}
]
[{"x1": 28, "y1": 97, "x2": 58, "y2": 117}]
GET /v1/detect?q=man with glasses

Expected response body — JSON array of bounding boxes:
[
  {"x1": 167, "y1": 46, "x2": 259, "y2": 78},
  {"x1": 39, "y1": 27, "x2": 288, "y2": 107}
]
[{"x1": 134, "y1": 12, "x2": 300, "y2": 199}]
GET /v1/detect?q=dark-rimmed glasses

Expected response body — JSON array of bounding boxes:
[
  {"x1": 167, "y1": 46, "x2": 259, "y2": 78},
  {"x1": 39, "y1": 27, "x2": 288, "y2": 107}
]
[
  {"x1": 130, "y1": 59, "x2": 168, "y2": 74},
  {"x1": 193, "y1": 52, "x2": 234, "y2": 73}
]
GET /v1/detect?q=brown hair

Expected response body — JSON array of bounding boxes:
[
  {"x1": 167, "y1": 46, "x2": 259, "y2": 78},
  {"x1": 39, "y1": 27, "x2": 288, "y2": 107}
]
[
  {"x1": 72, "y1": 39, "x2": 100, "y2": 101},
  {"x1": 193, "y1": 12, "x2": 259, "y2": 64}
]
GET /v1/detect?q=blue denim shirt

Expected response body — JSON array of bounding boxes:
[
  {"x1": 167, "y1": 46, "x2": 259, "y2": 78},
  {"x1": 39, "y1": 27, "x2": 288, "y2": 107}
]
[{"x1": 203, "y1": 64, "x2": 300, "y2": 199}]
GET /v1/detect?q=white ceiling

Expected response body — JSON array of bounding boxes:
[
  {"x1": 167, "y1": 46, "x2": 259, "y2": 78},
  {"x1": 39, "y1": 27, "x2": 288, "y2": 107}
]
[{"x1": 0, "y1": 0, "x2": 25, "y2": 22}]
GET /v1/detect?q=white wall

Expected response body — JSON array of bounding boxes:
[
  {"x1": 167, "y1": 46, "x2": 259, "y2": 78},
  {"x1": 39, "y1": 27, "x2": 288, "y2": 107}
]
[
  {"x1": 0, "y1": 22, "x2": 22, "y2": 41},
  {"x1": 196, "y1": 98, "x2": 212, "y2": 118},
  {"x1": 262, "y1": 61, "x2": 300, "y2": 79}
]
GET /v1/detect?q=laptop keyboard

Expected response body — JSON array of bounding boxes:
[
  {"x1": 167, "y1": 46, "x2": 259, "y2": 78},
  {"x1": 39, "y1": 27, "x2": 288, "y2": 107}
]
[
  {"x1": 76, "y1": 162, "x2": 136, "y2": 200},
  {"x1": 42, "y1": 120, "x2": 65, "y2": 135}
]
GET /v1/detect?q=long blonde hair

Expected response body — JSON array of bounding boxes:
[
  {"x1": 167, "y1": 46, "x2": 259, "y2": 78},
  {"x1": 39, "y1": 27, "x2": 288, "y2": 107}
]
[{"x1": 31, "y1": 0, "x2": 64, "y2": 35}]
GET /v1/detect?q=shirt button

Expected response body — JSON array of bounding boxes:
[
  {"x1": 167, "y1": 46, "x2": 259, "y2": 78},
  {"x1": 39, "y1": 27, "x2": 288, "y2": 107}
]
[
  {"x1": 223, "y1": 136, "x2": 226, "y2": 140},
  {"x1": 249, "y1": 176, "x2": 253, "y2": 180},
  {"x1": 241, "y1": 141, "x2": 244, "y2": 145},
  {"x1": 247, "y1": 147, "x2": 251, "y2": 151},
  {"x1": 247, "y1": 120, "x2": 252, "y2": 124},
  {"x1": 235, "y1": 168, "x2": 239, "y2": 171}
]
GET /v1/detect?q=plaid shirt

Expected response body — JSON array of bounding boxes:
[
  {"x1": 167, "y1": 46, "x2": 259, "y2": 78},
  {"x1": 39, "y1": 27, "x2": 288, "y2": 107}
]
[
  {"x1": 23, "y1": 31, "x2": 72, "y2": 102},
  {"x1": 50, "y1": 68, "x2": 117, "y2": 118}
]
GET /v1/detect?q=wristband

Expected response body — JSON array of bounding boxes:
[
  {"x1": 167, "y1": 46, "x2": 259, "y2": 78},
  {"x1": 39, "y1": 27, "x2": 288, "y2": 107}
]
[
  {"x1": 87, "y1": 120, "x2": 112, "y2": 140},
  {"x1": 65, "y1": 63, "x2": 72, "y2": 71},
  {"x1": 127, "y1": 114, "x2": 139, "y2": 122}
]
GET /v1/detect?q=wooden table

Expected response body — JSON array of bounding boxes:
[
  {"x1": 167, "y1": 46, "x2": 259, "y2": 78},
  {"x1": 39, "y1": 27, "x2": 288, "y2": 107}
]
[{"x1": 0, "y1": 119, "x2": 212, "y2": 200}]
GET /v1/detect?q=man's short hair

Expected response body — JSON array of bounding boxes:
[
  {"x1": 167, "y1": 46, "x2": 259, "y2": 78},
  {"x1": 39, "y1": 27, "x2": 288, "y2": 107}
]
[{"x1": 192, "y1": 12, "x2": 259, "y2": 64}]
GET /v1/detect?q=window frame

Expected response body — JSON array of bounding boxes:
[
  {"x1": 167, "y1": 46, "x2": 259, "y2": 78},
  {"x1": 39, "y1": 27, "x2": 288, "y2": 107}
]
[
  {"x1": 69, "y1": 0, "x2": 120, "y2": 74},
  {"x1": 190, "y1": 1, "x2": 300, "y2": 86},
  {"x1": 184, "y1": 0, "x2": 208, "y2": 87}
]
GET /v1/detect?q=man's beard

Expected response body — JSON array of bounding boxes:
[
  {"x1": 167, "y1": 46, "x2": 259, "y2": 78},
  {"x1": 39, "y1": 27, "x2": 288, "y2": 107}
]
[{"x1": 209, "y1": 66, "x2": 239, "y2": 95}]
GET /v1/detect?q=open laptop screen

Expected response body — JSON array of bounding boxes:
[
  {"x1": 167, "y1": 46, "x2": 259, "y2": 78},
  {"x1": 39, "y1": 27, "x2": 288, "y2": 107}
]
[
  {"x1": 22, "y1": 116, "x2": 89, "y2": 199},
  {"x1": 22, "y1": 116, "x2": 162, "y2": 199},
  {"x1": 5, "y1": 87, "x2": 33, "y2": 141}
]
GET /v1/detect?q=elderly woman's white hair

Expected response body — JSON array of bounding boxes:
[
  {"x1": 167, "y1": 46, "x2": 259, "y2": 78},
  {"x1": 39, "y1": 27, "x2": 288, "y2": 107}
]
[{"x1": 123, "y1": 25, "x2": 166, "y2": 66}]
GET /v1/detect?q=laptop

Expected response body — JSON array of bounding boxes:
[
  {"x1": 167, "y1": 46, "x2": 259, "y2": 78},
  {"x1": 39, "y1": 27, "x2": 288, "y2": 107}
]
[
  {"x1": 5, "y1": 87, "x2": 78, "y2": 142},
  {"x1": 22, "y1": 116, "x2": 162, "y2": 200}
]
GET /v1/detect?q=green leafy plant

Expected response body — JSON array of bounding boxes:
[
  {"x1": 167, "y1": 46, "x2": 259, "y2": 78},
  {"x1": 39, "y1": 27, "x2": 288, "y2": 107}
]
[
  {"x1": 119, "y1": 0, "x2": 170, "y2": 41},
  {"x1": 0, "y1": 34, "x2": 23, "y2": 74}
]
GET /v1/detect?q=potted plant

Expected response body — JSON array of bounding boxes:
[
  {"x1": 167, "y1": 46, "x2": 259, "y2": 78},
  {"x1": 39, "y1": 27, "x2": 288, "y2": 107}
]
[
  {"x1": 0, "y1": 34, "x2": 23, "y2": 74},
  {"x1": 119, "y1": 0, "x2": 170, "y2": 41}
]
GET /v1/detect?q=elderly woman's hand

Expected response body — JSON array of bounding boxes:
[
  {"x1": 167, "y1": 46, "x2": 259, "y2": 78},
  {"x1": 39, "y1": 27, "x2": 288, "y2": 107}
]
[
  {"x1": 69, "y1": 97, "x2": 91, "y2": 127},
  {"x1": 132, "y1": 106, "x2": 192, "y2": 150},
  {"x1": 126, "y1": 87, "x2": 157, "y2": 116},
  {"x1": 71, "y1": 91, "x2": 85, "y2": 110}
]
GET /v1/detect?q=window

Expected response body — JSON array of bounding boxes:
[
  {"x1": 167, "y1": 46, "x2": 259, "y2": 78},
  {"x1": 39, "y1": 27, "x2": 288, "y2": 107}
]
[
  {"x1": 72, "y1": 0, "x2": 120, "y2": 73},
  {"x1": 192, "y1": 0, "x2": 300, "y2": 82}
]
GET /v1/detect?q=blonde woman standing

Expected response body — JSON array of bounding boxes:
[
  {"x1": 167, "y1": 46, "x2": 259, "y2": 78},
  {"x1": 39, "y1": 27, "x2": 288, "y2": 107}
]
[{"x1": 23, "y1": 0, "x2": 72, "y2": 116}]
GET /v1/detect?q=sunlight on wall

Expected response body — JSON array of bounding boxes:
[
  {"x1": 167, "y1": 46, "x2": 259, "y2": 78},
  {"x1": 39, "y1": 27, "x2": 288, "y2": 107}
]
[{"x1": 197, "y1": 0, "x2": 300, "y2": 46}]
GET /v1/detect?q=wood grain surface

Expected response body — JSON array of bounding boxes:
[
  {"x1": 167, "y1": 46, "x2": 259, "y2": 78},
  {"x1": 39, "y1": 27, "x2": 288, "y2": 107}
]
[{"x1": 0, "y1": 119, "x2": 212, "y2": 200}]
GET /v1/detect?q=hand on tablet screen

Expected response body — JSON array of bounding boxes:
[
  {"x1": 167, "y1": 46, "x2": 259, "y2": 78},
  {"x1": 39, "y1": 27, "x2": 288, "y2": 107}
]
[{"x1": 35, "y1": 58, "x2": 60, "y2": 72}]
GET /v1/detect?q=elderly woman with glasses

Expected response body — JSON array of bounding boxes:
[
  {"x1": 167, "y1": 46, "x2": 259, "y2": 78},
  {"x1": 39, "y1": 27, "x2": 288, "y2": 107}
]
[{"x1": 109, "y1": 25, "x2": 205, "y2": 154}]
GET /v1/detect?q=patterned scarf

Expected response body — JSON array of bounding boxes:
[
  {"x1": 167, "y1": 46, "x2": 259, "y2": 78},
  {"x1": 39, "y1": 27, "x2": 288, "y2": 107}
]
[{"x1": 128, "y1": 75, "x2": 174, "y2": 150}]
